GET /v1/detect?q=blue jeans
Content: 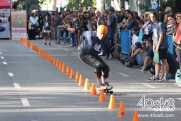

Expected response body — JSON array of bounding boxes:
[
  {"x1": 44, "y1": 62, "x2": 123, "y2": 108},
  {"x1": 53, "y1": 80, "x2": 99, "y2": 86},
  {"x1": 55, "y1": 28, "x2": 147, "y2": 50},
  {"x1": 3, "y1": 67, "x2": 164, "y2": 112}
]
[{"x1": 135, "y1": 54, "x2": 144, "y2": 66}]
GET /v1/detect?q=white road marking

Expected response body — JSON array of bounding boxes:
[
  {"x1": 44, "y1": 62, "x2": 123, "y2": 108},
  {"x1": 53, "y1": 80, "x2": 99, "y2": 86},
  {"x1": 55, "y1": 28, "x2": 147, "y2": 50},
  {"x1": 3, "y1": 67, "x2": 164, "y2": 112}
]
[
  {"x1": 64, "y1": 48, "x2": 68, "y2": 50},
  {"x1": 177, "y1": 98, "x2": 181, "y2": 100},
  {"x1": 0, "y1": 52, "x2": 2, "y2": 54},
  {"x1": 142, "y1": 83, "x2": 156, "y2": 88},
  {"x1": 21, "y1": 98, "x2": 30, "y2": 107},
  {"x1": 8, "y1": 73, "x2": 14, "y2": 76},
  {"x1": 73, "y1": 52, "x2": 77, "y2": 54},
  {"x1": 1, "y1": 57, "x2": 4, "y2": 59},
  {"x1": 3, "y1": 62, "x2": 7, "y2": 64},
  {"x1": 118, "y1": 73, "x2": 129, "y2": 77},
  {"x1": 13, "y1": 83, "x2": 21, "y2": 88}
]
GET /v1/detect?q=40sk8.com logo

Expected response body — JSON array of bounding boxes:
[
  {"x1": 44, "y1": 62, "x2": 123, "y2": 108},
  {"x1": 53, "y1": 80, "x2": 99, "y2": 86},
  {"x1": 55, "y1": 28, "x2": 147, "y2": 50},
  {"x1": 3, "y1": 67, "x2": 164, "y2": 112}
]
[{"x1": 137, "y1": 95, "x2": 175, "y2": 112}]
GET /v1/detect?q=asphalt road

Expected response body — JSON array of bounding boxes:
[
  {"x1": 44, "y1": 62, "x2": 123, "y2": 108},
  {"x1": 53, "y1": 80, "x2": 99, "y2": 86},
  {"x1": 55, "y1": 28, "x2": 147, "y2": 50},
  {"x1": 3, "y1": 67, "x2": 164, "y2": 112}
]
[{"x1": 0, "y1": 39, "x2": 181, "y2": 121}]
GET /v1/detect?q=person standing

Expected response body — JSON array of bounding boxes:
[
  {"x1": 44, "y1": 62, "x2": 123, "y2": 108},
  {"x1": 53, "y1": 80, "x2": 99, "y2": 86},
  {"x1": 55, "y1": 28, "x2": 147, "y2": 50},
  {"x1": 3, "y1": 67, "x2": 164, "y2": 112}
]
[
  {"x1": 147, "y1": 12, "x2": 169, "y2": 82},
  {"x1": 52, "y1": 11, "x2": 61, "y2": 44},
  {"x1": 43, "y1": 15, "x2": 51, "y2": 45}
]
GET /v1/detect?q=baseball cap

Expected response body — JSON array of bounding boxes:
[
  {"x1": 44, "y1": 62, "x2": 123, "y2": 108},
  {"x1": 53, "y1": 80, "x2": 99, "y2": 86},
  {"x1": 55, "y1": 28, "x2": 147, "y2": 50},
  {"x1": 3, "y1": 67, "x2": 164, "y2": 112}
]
[
  {"x1": 164, "y1": 7, "x2": 172, "y2": 12},
  {"x1": 108, "y1": 6, "x2": 114, "y2": 11}
]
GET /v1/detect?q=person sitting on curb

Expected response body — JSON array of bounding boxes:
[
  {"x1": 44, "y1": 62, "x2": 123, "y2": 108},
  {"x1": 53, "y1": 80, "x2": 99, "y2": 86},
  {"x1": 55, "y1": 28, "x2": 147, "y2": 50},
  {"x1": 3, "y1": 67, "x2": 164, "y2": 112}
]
[{"x1": 125, "y1": 42, "x2": 146, "y2": 68}]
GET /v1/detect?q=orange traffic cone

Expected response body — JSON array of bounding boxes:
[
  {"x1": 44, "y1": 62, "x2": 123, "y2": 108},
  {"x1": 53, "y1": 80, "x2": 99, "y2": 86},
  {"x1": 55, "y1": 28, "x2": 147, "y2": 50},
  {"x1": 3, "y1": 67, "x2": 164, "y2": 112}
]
[
  {"x1": 108, "y1": 94, "x2": 116, "y2": 109},
  {"x1": 75, "y1": 71, "x2": 79, "y2": 82},
  {"x1": 118, "y1": 101, "x2": 126, "y2": 117},
  {"x1": 53, "y1": 57, "x2": 56, "y2": 65},
  {"x1": 69, "y1": 68, "x2": 74, "y2": 78},
  {"x1": 66, "y1": 66, "x2": 70, "y2": 76},
  {"x1": 56, "y1": 59, "x2": 59, "y2": 68},
  {"x1": 84, "y1": 78, "x2": 90, "y2": 90},
  {"x1": 90, "y1": 83, "x2": 97, "y2": 95},
  {"x1": 62, "y1": 64, "x2": 66, "y2": 73},
  {"x1": 58, "y1": 61, "x2": 62, "y2": 70},
  {"x1": 132, "y1": 110, "x2": 140, "y2": 121},
  {"x1": 99, "y1": 89, "x2": 106, "y2": 102},
  {"x1": 78, "y1": 75, "x2": 84, "y2": 86}
]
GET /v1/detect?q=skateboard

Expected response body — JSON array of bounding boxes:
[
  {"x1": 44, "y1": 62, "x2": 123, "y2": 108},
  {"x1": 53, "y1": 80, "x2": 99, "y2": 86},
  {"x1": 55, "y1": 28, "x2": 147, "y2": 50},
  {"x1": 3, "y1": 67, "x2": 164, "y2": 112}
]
[{"x1": 97, "y1": 85, "x2": 113, "y2": 95}]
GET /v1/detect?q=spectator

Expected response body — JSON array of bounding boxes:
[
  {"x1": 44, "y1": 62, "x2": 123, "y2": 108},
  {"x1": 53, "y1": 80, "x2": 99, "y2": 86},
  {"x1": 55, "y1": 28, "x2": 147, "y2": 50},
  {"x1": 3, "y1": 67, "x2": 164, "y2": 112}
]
[
  {"x1": 126, "y1": 12, "x2": 140, "y2": 30},
  {"x1": 42, "y1": 15, "x2": 51, "y2": 45},
  {"x1": 95, "y1": 10, "x2": 104, "y2": 26},
  {"x1": 52, "y1": 11, "x2": 61, "y2": 44},
  {"x1": 125, "y1": 42, "x2": 146, "y2": 67},
  {"x1": 29, "y1": 13, "x2": 37, "y2": 29},
  {"x1": 174, "y1": 13, "x2": 181, "y2": 69},
  {"x1": 140, "y1": 38, "x2": 154, "y2": 72},
  {"x1": 16, "y1": 1, "x2": 23, "y2": 11},
  {"x1": 106, "y1": 6, "x2": 117, "y2": 59},
  {"x1": 131, "y1": 27, "x2": 139, "y2": 46},
  {"x1": 147, "y1": 12, "x2": 169, "y2": 82},
  {"x1": 142, "y1": 13, "x2": 153, "y2": 41}
]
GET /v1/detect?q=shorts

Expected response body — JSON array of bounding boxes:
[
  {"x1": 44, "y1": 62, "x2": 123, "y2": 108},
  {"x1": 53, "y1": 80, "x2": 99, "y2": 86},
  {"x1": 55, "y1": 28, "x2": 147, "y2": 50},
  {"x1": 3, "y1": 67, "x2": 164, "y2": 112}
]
[
  {"x1": 44, "y1": 30, "x2": 51, "y2": 33},
  {"x1": 159, "y1": 48, "x2": 168, "y2": 60},
  {"x1": 78, "y1": 49, "x2": 108, "y2": 69},
  {"x1": 113, "y1": 32, "x2": 118, "y2": 44}
]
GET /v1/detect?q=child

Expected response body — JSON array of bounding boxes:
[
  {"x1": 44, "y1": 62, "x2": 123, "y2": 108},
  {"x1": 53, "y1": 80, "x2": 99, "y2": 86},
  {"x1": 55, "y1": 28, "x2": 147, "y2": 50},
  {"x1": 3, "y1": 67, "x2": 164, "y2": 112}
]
[
  {"x1": 131, "y1": 27, "x2": 139, "y2": 47},
  {"x1": 42, "y1": 15, "x2": 51, "y2": 45}
]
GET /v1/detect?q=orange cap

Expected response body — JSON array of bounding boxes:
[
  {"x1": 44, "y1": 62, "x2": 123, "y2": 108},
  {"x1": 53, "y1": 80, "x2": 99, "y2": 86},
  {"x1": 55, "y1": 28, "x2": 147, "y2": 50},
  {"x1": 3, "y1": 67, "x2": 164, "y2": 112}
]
[{"x1": 97, "y1": 25, "x2": 108, "y2": 35}]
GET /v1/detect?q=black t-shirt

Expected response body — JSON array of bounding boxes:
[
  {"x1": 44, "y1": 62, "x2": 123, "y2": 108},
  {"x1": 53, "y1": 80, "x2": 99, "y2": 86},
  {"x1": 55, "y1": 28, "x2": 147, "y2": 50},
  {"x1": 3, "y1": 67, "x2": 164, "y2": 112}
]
[
  {"x1": 147, "y1": 47, "x2": 154, "y2": 58},
  {"x1": 43, "y1": 21, "x2": 51, "y2": 30}
]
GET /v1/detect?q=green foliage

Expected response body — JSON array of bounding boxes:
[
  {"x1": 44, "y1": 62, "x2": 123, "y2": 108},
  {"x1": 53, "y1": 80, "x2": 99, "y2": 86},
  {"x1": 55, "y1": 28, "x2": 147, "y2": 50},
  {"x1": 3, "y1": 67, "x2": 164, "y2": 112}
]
[
  {"x1": 66, "y1": 0, "x2": 95, "y2": 10},
  {"x1": 157, "y1": 0, "x2": 175, "y2": 12},
  {"x1": 18, "y1": 0, "x2": 50, "y2": 14},
  {"x1": 139, "y1": 0, "x2": 152, "y2": 11}
]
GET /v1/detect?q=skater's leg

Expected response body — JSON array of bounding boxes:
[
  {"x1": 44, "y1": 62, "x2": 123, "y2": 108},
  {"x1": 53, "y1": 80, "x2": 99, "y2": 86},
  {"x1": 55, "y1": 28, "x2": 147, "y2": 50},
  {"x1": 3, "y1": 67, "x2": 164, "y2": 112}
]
[{"x1": 101, "y1": 66, "x2": 110, "y2": 84}]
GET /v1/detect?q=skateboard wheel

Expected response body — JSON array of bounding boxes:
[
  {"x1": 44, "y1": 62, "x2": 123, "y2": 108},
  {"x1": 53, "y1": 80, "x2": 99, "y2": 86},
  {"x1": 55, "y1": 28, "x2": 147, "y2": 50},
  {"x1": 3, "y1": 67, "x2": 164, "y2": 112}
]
[{"x1": 110, "y1": 91, "x2": 113, "y2": 94}]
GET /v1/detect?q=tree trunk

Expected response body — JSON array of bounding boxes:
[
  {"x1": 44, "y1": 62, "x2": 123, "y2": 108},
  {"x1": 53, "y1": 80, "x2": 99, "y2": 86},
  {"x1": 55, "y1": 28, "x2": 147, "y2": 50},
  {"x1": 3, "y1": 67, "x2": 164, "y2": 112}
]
[
  {"x1": 129, "y1": 0, "x2": 137, "y2": 11},
  {"x1": 96, "y1": 0, "x2": 104, "y2": 13}
]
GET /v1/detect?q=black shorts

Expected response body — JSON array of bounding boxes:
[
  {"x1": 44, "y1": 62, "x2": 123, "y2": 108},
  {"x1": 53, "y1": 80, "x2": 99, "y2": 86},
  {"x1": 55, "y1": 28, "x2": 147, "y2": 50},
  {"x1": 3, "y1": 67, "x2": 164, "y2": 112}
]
[
  {"x1": 78, "y1": 49, "x2": 108, "y2": 69},
  {"x1": 159, "y1": 48, "x2": 168, "y2": 60}
]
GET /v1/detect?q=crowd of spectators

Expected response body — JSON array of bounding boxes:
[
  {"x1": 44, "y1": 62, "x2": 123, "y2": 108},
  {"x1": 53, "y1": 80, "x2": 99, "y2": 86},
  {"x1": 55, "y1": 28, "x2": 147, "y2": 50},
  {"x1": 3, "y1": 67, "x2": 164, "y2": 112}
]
[{"x1": 28, "y1": 6, "x2": 181, "y2": 84}]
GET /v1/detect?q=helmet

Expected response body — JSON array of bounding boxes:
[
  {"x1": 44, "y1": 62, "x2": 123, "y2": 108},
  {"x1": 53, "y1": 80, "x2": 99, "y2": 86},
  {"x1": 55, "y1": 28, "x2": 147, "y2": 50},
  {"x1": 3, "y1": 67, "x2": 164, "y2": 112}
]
[{"x1": 97, "y1": 25, "x2": 108, "y2": 35}]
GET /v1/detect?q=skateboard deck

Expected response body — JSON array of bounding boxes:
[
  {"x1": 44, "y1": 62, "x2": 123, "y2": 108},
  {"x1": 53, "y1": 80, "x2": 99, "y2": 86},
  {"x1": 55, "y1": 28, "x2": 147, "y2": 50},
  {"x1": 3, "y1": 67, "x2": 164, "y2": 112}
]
[{"x1": 97, "y1": 85, "x2": 113, "y2": 95}]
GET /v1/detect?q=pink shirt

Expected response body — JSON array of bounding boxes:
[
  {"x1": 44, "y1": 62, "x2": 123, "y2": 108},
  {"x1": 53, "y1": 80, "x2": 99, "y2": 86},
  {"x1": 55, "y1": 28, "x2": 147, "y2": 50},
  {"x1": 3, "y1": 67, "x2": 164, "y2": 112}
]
[{"x1": 175, "y1": 23, "x2": 181, "y2": 44}]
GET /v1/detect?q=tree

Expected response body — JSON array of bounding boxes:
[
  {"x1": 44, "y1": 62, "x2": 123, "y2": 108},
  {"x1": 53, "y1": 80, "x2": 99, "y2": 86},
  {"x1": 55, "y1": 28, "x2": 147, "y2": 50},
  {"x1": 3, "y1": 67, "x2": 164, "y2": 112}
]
[
  {"x1": 18, "y1": 0, "x2": 40, "y2": 13},
  {"x1": 66, "y1": 0, "x2": 95, "y2": 10}
]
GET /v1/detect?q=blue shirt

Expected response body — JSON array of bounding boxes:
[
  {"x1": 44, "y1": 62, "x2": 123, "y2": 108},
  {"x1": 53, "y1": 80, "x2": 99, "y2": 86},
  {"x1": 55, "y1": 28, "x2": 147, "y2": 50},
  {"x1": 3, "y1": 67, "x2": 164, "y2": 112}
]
[
  {"x1": 107, "y1": 15, "x2": 117, "y2": 38},
  {"x1": 152, "y1": 22, "x2": 168, "y2": 49}
]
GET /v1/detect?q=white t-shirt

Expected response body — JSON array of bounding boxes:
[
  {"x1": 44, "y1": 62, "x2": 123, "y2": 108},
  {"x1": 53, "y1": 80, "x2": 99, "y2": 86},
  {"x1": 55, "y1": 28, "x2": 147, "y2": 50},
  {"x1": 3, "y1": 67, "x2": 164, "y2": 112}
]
[{"x1": 132, "y1": 34, "x2": 139, "y2": 46}]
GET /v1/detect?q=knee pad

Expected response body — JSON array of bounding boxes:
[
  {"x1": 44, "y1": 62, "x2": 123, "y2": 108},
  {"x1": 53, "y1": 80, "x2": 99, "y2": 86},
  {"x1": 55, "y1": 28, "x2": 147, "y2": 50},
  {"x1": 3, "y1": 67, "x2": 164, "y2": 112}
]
[
  {"x1": 94, "y1": 62, "x2": 103, "y2": 78},
  {"x1": 102, "y1": 66, "x2": 110, "y2": 78}
]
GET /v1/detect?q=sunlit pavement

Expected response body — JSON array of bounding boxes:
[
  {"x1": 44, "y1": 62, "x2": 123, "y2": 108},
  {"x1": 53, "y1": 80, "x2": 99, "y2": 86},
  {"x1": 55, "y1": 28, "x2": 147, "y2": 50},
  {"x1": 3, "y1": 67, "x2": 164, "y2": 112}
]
[{"x1": 0, "y1": 39, "x2": 180, "y2": 121}]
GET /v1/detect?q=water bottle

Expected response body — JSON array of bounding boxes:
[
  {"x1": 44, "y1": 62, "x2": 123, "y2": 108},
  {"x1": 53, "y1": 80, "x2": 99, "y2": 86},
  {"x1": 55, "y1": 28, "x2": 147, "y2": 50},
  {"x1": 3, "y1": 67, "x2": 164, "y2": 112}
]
[{"x1": 154, "y1": 52, "x2": 159, "y2": 63}]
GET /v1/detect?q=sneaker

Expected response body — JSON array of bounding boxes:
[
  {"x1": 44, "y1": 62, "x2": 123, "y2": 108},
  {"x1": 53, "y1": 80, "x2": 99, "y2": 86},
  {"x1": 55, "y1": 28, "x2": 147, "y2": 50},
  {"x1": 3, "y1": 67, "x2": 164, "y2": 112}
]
[
  {"x1": 147, "y1": 76, "x2": 159, "y2": 82},
  {"x1": 105, "y1": 82, "x2": 109, "y2": 86},
  {"x1": 99, "y1": 83, "x2": 105, "y2": 87},
  {"x1": 44, "y1": 43, "x2": 47, "y2": 45},
  {"x1": 148, "y1": 69, "x2": 155, "y2": 76},
  {"x1": 178, "y1": 82, "x2": 181, "y2": 86},
  {"x1": 58, "y1": 41, "x2": 60, "y2": 44},
  {"x1": 159, "y1": 77, "x2": 169, "y2": 82},
  {"x1": 49, "y1": 43, "x2": 51, "y2": 45}
]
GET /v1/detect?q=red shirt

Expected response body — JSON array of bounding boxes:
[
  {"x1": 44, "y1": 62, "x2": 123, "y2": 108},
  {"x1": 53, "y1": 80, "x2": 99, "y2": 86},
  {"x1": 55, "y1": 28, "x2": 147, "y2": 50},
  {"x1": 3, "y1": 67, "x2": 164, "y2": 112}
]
[{"x1": 175, "y1": 23, "x2": 181, "y2": 44}]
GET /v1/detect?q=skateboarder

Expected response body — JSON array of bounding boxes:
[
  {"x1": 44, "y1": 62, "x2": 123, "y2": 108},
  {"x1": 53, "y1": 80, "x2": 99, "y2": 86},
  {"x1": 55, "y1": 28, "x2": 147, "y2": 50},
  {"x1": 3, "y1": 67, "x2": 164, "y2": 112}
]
[{"x1": 66, "y1": 25, "x2": 124, "y2": 87}]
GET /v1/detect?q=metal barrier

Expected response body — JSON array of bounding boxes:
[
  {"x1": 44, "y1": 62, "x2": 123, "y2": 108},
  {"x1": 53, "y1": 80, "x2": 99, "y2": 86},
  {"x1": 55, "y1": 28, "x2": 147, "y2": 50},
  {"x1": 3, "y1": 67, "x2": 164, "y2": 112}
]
[
  {"x1": 120, "y1": 30, "x2": 131, "y2": 54},
  {"x1": 167, "y1": 35, "x2": 174, "y2": 55}
]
